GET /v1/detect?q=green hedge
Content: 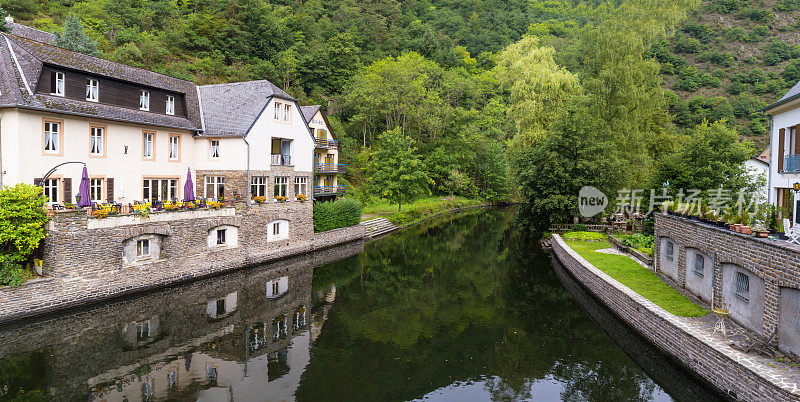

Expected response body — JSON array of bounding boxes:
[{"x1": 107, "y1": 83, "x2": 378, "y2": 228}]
[{"x1": 313, "y1": 198, "x2": 363, "y2": 232}]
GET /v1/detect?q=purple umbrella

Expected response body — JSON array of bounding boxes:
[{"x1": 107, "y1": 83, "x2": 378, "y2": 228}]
[
  {"x1": 77, "y1": 166, "x2": 91, "y2": 207},
  {"x1": 183, "y1": 168, "x2": 196, "y2": 202}
]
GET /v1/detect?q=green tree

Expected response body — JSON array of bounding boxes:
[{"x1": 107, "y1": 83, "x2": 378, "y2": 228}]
[
  {"x1": 0, "y1": 184, "x2": 48, "y2": 287},
  {"x1": 369, "y1": 128, "x2": 432, "y2": 212},
  {"x1": 54, "y1": 14, "x2": 99, "y2": 56},
  {"x1": 650, "y1": 120, "x2": 756, "y2": 194}
]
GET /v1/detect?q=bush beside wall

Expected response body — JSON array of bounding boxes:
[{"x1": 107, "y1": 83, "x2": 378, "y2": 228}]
[{"x1": 314, "y1": 199, "x2": 363, "y2": 232}]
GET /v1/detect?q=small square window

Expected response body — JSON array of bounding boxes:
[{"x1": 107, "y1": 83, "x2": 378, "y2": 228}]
[
  {"x1": 86, "y1": 78, "x2": 99, "y2": 102},
  {"x1": 217, "y1": 229, "x2": 226, "y2": 245},
  {"x1": 216, "y1": 298, "x2": 226, "y2": 316},
  {"x1": 273, "y1": 222, "x2": 280, "y2": 236},
  {"x1": 52, "y1": 71, "x2": 65, "y2": 96},
  {"x1": 137, "y1": 321, "x2": 150, "y2": 340},
  {"x1": 693, "y1": 254, "x2": 704, "y2": 277},
  {"x1": 137, "y1": 239, "x2": 150, "y2": 257},
  {"x1": 272, "y1": 281, "x2": 279, "y2": 295},
  {"x1": 734, "y1": 271, "x2": 750, "y2": 302},
  {"x1": 665, "y1": 241, "x2": 674, "y2": 261},
  {"x1": 166, "y1": 95, "x2": 175, "y2": 115},
  {"x1": 140, "y1": 90, "x2": 150, "y2": 111},
  {"x1": 210, "y1": 140, "x2": 220, "y2": 159}
]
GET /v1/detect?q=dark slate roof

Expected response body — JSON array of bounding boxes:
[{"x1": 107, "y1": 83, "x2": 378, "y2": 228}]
[
  {"x1": 8, "y1": 22, "x2": 54, "y2": 44},
  {"x1": 300, "y1": 105, "x2": 321, "y2": 123},
  {"x1": 0, "y1": 33, "x2": 202, "y2": 131},
  {"x1": 197, "y1": 80, "x2": 296, "y2": 137}
]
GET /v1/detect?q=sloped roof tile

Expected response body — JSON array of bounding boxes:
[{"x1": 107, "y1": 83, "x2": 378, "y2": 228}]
[{"x1": 197, "y1": 80, "x2": 295, "y2": 137}]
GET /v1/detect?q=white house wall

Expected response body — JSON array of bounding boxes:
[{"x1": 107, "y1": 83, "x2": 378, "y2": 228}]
[
  {"x1": 2, "y1": 108, "x2": 195, "y2": 203},
  {"x1": 769, "y1": 106, "x2": 800, "y2": 204},
  {"x1": 244, "y1": 98, "x2": 313, "y2": 173}
]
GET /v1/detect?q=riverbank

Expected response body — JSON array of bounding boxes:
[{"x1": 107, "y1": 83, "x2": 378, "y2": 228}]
[
  {"x1": 0, "y1": 224, "x2": 365, "y2": 325},
  {"x1": 551, "y1": 234, "x2": 800, "y2": 401},
  {"x1": 361, "y1": 197, "x2": 486, "y2": 226}
]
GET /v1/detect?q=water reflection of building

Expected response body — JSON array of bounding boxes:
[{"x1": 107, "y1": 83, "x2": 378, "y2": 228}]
[{"x1": 0, "y1": 240, "x2": 361, "y2": 401}]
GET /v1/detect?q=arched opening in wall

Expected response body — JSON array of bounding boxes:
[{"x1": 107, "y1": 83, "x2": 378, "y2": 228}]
[
  {"x1": 779, "y1": 287, "x2": 800, "y2": 359},
  {"x1": 658, "y1": 236, "x2": 679, "y2": 282},
  {"x1": 267, "y1": 219, "x2": 289, "y2": 242},
  {"x1": 207, "y1": 225, "x2": 239, "y2": 250},
  {"x1": 721, "y1": 264, "x2": 765, "y2": 335},
  {"x1": 122, "y1": 234, "x2": 164, "y2": 265},
  {"x1": 684, "y1": 248, "x2": 713, "y2": 302}
]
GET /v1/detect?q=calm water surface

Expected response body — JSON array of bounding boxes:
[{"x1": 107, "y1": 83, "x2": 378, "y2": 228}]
[{"x1": 0, "y1": 208, "x2": 720, "y2": 401}]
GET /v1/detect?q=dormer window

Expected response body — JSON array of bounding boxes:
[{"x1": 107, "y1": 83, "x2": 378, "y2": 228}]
[
  {"x1": 166, "y1": 95, "x2": 175, "y2": 115},
  {"x1": 51, "y1": 71, "x2": 64, "y2": 96},
  {"x1": 86, "y1": 79, "x2": 99, "y2": 102},
  {"x1": 140, "y1": 90, "x2": 150, "y2": 111}
]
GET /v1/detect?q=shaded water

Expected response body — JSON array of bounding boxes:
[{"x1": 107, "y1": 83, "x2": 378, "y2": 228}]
[{"x1": 0, "y1": 208, "x2": 720, "y2": 401}]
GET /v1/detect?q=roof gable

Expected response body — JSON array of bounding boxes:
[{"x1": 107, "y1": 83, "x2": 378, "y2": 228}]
[{"x1": 197, "y1": 80, "x2": 296, "y2": 137}]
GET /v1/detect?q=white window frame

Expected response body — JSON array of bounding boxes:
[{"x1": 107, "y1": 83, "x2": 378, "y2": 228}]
[
  {"x1": 42, "y1": 178, "x2": 59, "y2": 203},
  {"x1": 216, "y1": 228, "x2": 226, "y2": 245},
  {"x1": 209, "y1": 140, "x2": 220, "y2": 159},
  {"x1": 137, "y1": 238, "x2": 151, "y2": 257},
  {"x1": 142, "y1": 178, "x2": 178, "y2": 202},
  {"x1": 251, "y1": 176, "x2": 267, "y2": 198},
  {"x1": 204, "y1": 176, "x2": 225, "y2": 200},
  {"x1": 274, "y1": 176, "x2": 288, "y2": 198},
  {"x1": 44, "y1": 121, "x2": 60, "y2": 153},
  {"x1": 86, "y1": 78, "x2": 99, "y2": 102},
  {"x1": 166, "y1": 95, "x2": 175, "y2": 115},
  {"x1": 90, "y1": 126, "x2": 104, "y2": 156},
  {"x1": 266, "y1": 277, "x2": 289, "y2": 299},
  {"x1": 140, "y1": 90, "x2": 150, "y2": 111},
  {"x1": 143, "y1": 132, "x2": 153, "y2": 158},
  {"x1": 90, "y1": 178, "x2": 103, "y2": 202},
  {"x1": 283, "y1": 104, "x2": 291, "y2": 122},
  {"x1": 169, "y1": 135, "x2": 179, "y2": 160},
  {"x1": 274, "y1": 102, "x2": 281, "y2": 120},
  {"x1": 53, "y1": 71, "x2": 65, "y2": 96},
  {"x1": 294, "y1": 177, "x2": 307, "y2": 197}
]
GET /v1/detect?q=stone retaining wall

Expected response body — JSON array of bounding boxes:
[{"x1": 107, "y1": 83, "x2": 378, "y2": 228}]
[
  {"x1": 655, "y1": 213, "x2": 800, "y2": 358},
  {"x1": 552, "y1": 234, "x2": 800, "y2": 401}
]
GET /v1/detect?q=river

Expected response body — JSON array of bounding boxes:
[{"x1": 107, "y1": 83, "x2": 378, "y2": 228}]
[{"x1": 0, "y1": 208, "x2": 721, "y2": 401}]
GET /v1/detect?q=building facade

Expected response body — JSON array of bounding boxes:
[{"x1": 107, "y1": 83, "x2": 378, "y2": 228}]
[
  {"x1": 766, "y1": 83, "x2": 800, "y2": 225},
  {"x1": 301, "y1": 105, "x2": 346, "y2": 201}
]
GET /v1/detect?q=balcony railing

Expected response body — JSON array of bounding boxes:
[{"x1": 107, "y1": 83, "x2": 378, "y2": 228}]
[
  {"x1": 271, "y1": 154, "x2": 292, "y2": 166},
  {"x1": 315, "y1": 137, "x2": 338, "y2": 149},
  {"x1": 313, "y1": 185, "x2": 346, "y2": 196},
  {"x1": 314, "y1": 163, "x2": 347, "y2": 174},
  {"x1": 784, "y1": 154, "x2": 800, "y2": 173}
]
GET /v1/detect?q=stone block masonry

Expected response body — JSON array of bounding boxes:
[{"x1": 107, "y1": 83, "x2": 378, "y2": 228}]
[
  {"x1": 552, "y1": 234, "x2": 800, "y2": 401},
  {"x1": 655, "y1": 213, "x2": 800, "y2": 359},
  {"x1": 0, "y1": 202, "x2": 365, "y2": 325}
]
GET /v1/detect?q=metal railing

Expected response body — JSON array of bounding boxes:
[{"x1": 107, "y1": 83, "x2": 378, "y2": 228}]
[
  {"x1": 314, "y1": 163, "x2": 347, "y2": 174},
  {"x1": 315, "y1": 138, "x2": 338, "y2": 149},
  {"x1": 313, "y1": 185, "x2": 346, "y2": 196},
  {"x1": 784, "y1": 154, "x2": 800, "y2": 173},
  {"x1": 271, "y1": 154, "x2": 292, "y2": 166}
]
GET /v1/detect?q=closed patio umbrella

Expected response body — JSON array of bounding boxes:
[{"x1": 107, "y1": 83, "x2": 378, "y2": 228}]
[
  {"x1": 77, "y1": 166, "x2": 91, "y2": 207},
  {"x1": 184, "y1": 168, "x2": 196, "y2": 202}
]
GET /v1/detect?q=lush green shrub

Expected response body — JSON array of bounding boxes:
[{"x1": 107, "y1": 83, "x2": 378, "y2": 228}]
[
  {"x1": 782, "y1": 59, "x2": 800, "y2": 83},
  {"x1": 682, "y1": 21, "x2": 713, "y2": 43},
  {"x1": 618, "y1": 233, "x2": 655, "y2": 255},
  {"x1": 313, "y1": 198, "x2": 363, "y2": 232},
  {"x1": 739, "y1": 7, "x2": 773, "y2": 22},
  {"x1": 727, "y1": 81, "x2": 747, "y2": 95},
  {"x1": 0, "y1": 184, "x2": 48, "y2": 287},
  {"x1": 763, "y1": 40, "x2": 800, "y2": 65},
  {"x1": 698, "y1": 51, "x2": 734, "y2": 67},
  {"x1": 731, "y1": 94, "x2": 766, "y2": 118},
  {"x1": 748, "y1": 25, "x2": 770, "y2": 42},
  {"x1": 775, "y1": 0, "x2": 800, "y2": 12},
  {"x1": 674, "y1": 35, "x2": 702, "y2": 54},
  {"x1": 724, "y1": 27, "x2": 748, "y2": 42},
  {"x1": 712, "y1": 0, "x2": 741, "y2": 13}
]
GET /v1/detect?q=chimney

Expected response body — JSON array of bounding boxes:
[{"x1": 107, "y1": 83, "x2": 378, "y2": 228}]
[{"x1": 5, "y1": 15, "x2": 13, "y2": 24}]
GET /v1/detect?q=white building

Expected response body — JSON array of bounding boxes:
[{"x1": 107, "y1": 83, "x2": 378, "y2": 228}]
[
  {"x1": 0, "y1": 20, "x2": 315, "y2": 206},
  {"x1": 745, "y1": 147, "x2": 769, "y2": 203},
  {"x1": 765, "y1": 83, "x2": 800, "y2": 225}
]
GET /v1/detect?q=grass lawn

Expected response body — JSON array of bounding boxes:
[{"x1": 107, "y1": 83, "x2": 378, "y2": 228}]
[
  {"x1": 565, "y1": 239, "x2": 707, "y2": 317},
  {"x1": 361, "y1": 197, "x2": 486, "y2": 226}
]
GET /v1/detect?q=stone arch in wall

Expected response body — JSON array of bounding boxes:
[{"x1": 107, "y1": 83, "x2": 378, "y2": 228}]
[
  {"x1": 721, "y1": 263, "x2": 766, "y2": 335},
  {"x1": 658, "y1": 236, "x2": 680, "y2": 282},
  {"x1": 267, "y1": 219, "x2": 290, "y2": 242},
  {"x1": 684, "y1": 247, "x2": 713, "y2": 303},
  {"x1": 122, "y1": 233, "x2": 165, "y2": 266},
  {"x1": 778, "y1": 286, "x2": 800, "y2": 359}
]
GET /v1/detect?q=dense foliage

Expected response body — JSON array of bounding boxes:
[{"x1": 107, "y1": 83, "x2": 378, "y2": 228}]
[
  {"x1": 0, "y1": 184, "x2": 48, "y2": 287},
  {"x1": 313, "y1": 198, "x2": 362, "y2": 232}
]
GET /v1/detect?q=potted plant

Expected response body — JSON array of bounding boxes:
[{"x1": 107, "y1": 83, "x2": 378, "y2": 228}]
[
  {"x1": 752, "y1": 223, "x2": 769, "y2": 238},
  {"x1": 93, "y1": 210, "x2": 108, "y2": 219},
  {"x1": 253, "y1": 196, "x2": 266, "y2": 204},
  {"x1": 209, "y1": 201, "x2": 222, "y2": 210},
  {"x1": 184, "y1": 202, "x2": 197, "y2": 210},
  {"x1": 276, "y1": 195, "x2": 288, "y2": 203},
  {"x1": 296, "y1": 194, "x2": 307, "y2": 202},
  {"x1": 164, "y1": 203, "x2": 180, "y2": 211}
]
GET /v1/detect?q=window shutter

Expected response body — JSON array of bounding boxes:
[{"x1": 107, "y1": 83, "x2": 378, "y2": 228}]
[
  {"x1": 779, "y1": 128, "x2": 786, "y2": 172},
  {"x1": 107, "y1": 178, "x2": 115, "y2": 202},
  {"x1": 795, "y1": 125, "x2": 800, "y2": 156},
  {"x1": 63, "y1": 178, "x2": 72, "y2": 204},
  {"x1": 50, "y1": 71, "x2": 56, "y2": 92}
]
